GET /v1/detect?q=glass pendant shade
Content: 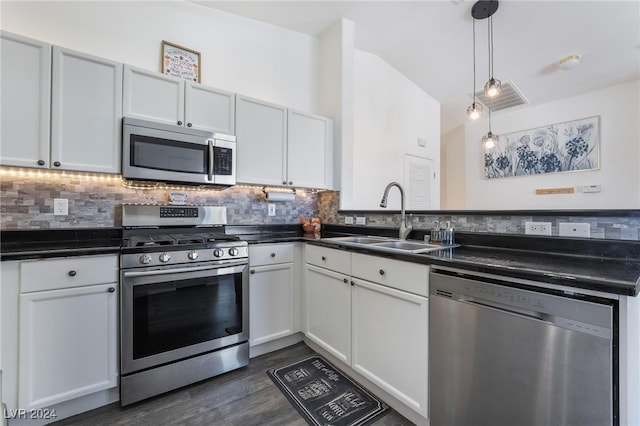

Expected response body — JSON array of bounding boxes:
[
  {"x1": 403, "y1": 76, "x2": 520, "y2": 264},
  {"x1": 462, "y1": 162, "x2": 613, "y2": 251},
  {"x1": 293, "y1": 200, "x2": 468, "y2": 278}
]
[
  {"x1": 482, "y1": 131, "x2": 498, "y2": 149},
  {"x1": 484, "y1": 77, "x2": 501, "y2": 97},
  {"x1": 467, "y1": 102, "x2": 483, "y2": 120}
]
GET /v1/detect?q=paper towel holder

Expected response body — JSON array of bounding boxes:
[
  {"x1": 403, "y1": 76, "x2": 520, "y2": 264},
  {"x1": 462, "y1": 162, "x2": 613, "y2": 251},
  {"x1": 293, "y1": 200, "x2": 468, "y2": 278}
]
[{"x1": 262, "y1": 186, "x2": 296, "y2": 202}]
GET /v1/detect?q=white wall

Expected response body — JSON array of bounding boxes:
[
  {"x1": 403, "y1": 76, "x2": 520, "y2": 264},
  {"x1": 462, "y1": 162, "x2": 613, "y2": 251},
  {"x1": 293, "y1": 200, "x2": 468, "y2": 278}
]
[
  {"x1": 441, "y1": 124, "x2": 465, "y2": 209},
  {"x1": 0, "y1": 1, "x2": 318, "y2": 113},
  {"x1": 462, "y1": 80, "x2": 640, "y2": 209},
  {"x1": 342, "y1": 49, "x2": 440, "y2": 210}
]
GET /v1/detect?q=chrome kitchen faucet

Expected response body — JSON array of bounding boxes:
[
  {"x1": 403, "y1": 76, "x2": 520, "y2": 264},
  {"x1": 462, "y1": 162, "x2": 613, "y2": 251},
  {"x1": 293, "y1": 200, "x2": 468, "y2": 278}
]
[{"x1": 379, "y1": 182, "x2": 412, "y2": 240}]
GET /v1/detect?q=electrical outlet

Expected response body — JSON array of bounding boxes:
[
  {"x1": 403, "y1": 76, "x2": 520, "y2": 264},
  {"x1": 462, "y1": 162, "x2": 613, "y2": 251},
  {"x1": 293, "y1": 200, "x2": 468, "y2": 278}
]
[
  {"x1": 525, "y1": 221, "x2": 552, "y2": 236},
  {"x1": 267, "y1": 203, "x2": 276, "y2": 216},
  {"x1": 53, "y1": 198, "x2": 68, "y2": 216},
  {"x1": 344, "y1": 216, "x2": 354, "y2": 225},
  {"x1": 356, "y1": 217, "x2": 366, "y2": 225},
  {"x1": 559, "y1": 222, "x2": 590, "y2": 238}
]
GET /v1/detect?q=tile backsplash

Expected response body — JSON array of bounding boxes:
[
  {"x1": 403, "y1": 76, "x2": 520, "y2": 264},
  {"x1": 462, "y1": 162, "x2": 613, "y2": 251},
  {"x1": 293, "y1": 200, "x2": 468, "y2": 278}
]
[
  {"x1": 0, "y1": 172, "x2": 318, "y2": 229},
  {"x1": 2, "y1": 170, "x2": 638, "y2": 241},
  {"x1": 318, "y1": 192, "x2": 640, "y2": 241}
]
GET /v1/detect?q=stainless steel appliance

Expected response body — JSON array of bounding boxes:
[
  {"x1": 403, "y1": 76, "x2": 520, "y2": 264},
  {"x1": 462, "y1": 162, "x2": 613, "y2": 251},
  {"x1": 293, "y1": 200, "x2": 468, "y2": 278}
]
[
  {"x1": 119, "y1": 204, "x2": 249, "y2": 406},
  {"x1": 122, "y1": 117, "x2": 236, "y2": 187},
  {"x1": 429, "y1": 267, "x2": 616, "y2": 426}
]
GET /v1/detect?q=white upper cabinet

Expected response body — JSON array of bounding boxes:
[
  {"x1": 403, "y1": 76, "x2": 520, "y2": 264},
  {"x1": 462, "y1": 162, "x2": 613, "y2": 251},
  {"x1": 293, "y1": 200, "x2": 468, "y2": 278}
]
[
  {"x1": 185, "y1": 81, "x2": 235, "y2": 134},
  {"x1": 287, "y1": 109, "x2": 333, "y2": 189},
  {"x1": 236, "y1": 95, "x2": 288, "y2": 186},
  {"x1": 51, "y1": 46, "x2": 122, "y2": 173},
  {"x1": 0, "y1": 31, "x2": 121, "y2": 173},
  {"x1": 123, "y1": 65, "x2": 184, "y2": 126},
  {"x1": 236, "y1": 95, "x2": 333, "y2": 189},
  {"x1": 0, "y1": 31, "x2": 51, "y2": 169},
  {"x1": 123, "y1": 65, "x2": 235, "y2": 134}
]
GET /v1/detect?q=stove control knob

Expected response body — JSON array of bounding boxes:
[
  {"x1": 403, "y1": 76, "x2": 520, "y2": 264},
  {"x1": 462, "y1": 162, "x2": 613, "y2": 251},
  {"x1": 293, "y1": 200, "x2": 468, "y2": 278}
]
[
  {"x1": 159, "y1": 252, "x2": 172, "y2": 263},
  {"x1": 229, "y1": 247, "x2": 239, "y2": 257},
  {"x1": 187, "y1": 250, "x2": 199, "y2": 260},
  {"x1": 139, "y1": 254, "x2": 152, "y2": 265},
  {"x1": 213, "y1": 248, "x2": 225, "y2": 258}
]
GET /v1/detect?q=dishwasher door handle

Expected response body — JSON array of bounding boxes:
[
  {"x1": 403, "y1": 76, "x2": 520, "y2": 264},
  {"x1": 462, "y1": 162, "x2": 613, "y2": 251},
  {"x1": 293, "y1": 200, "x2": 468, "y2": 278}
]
[{"x1": 462, "y1": 297, "x2": 552, "y2": 324}]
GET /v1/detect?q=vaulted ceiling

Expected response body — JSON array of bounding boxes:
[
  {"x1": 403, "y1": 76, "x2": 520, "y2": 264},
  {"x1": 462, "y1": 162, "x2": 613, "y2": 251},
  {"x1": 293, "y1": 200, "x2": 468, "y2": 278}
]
[{"x1": 192, "y1": 1, "x2": 640, "y2": 133}]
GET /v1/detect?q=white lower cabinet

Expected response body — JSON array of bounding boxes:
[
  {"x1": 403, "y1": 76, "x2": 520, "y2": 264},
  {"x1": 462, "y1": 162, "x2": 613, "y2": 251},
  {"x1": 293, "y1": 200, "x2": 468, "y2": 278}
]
[
  {"x1": 351, "y1": 277, "x2": 428, "y2": 418},
  {"x1": 249, "y1": 243, "x2": 296, "y2": 347},
  {"x1": 1, "y1": 254, "x2": 118, "y2": 413},
  {"x1": 304, "y1": 245, "x2": 429, "y2": 419},
  {"x1": 305, "y1": 264, "x2": 351, "y2": 364},
  {"x1": 19, "y1": 283, "x2": 118, "y2": 409}
]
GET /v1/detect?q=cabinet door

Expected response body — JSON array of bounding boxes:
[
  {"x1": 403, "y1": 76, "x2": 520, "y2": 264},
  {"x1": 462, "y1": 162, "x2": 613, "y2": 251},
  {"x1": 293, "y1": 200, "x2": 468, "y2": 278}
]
[
  {"x1": 351, "y1": 278, "x2": 428, "y2": 417},
  {"x1": 19, "y1": 283, "x2": 118, "y2": 409},
  {"x1": 235, "y1": 95, "x2": 287, "y2": 186},
  {"x1": 51, "y1": 47, "x2": 122, "y2": 173},
  {"x1": 0, "y1": 31, "x2": 51, "y2": 168},
  {"x1": 249, "y1": 263, "x2": 295, "y2": 346},
  {"x1": 305, "y1": 264, "x2": 351, "y2": 364},
  {"x1": 185, "y1": 82, "x2": 235, "y2": 134},
  {"x1": 123, "y1": 64, "x2": 184, "y2": 126},
  {"x1": 287, "y1": 110, "x2": 332, "y2": 189}
]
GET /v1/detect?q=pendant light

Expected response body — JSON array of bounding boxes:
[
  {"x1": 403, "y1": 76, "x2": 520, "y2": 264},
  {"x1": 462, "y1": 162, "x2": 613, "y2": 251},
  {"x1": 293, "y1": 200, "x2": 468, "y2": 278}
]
[
  {"x1": 484, "y1": 13, "x2": 501, "y2": 97},
  {"x1": 471, "y1": 1, "x2": 501, "y2": 98},
  {"x1": 466, "y1": 18, "x2": 483, "y2": 120},
  {"x1": 482, "y1": 100, "x2": 498, "y2": 149},
  {"x1": 472, "y1": 0, "x2": 500, "y2": 148}
]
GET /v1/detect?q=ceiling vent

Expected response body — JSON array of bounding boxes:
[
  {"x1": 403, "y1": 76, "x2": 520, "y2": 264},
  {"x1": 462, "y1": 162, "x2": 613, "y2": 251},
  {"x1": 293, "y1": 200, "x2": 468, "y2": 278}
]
[{"x1": 474, "y1": 80, "x2": 528, "y2": 112}]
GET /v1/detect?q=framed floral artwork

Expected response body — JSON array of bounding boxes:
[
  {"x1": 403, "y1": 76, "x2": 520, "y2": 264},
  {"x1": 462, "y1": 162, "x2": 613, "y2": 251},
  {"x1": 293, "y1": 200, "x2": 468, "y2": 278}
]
[
  {"x1": 484, "y1": 116, "x2": 600, "y2": 179},
  {"x1": 162, "y1": 41, "x2": 201, "y2": 82}
]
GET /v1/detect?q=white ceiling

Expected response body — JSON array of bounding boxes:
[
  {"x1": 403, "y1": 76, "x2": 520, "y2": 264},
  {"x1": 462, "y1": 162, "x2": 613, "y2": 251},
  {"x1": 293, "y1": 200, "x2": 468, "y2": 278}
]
[{"x1": 192, "y1": 0, "x2": 640, "y2": 133}]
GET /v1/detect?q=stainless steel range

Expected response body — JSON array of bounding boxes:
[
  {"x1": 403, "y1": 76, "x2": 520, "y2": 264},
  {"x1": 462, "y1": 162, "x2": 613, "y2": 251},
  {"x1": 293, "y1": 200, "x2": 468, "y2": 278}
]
[{"x1": 119, "y1": 204, "x2": 249, "y2": 406}]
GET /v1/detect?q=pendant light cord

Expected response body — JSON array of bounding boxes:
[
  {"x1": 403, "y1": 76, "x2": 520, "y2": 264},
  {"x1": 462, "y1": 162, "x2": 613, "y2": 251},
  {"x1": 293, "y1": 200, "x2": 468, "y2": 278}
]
[
  {"x1": 472, "y1": 18, "x2": 477, "y2": 101},
  {"x1": 488, "y1": 15, "x2": 493, "y2": 79}
]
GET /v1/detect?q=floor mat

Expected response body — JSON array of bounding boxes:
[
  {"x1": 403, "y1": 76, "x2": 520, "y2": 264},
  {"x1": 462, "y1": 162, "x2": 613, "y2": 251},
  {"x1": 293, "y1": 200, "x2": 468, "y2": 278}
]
[{"x1": 267, "y1": 355, "x2": 390, "y2": 426}]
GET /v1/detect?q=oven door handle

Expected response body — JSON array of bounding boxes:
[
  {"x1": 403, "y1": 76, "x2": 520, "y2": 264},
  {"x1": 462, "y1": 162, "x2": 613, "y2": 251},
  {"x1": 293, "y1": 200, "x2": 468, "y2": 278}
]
[
  {"x1": 207, "y1": 138, "x2": 214, "y2": 182},
  {"x1": 123, "y1": 263, "x2": 245, "y2": 277}
]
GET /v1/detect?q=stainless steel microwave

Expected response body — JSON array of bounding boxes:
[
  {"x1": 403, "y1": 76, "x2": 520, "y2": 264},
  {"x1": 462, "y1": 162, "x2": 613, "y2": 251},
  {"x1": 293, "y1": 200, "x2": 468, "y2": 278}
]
[{"x1": 122, "y1": 117, "x2": 236, "y2": 187}]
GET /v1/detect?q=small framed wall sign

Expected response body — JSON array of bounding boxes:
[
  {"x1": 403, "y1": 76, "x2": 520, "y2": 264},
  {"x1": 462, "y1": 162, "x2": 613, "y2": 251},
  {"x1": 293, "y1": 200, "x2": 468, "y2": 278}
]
[{"x1": 161, "y1": 41, "x2": 201, "y2": 82}]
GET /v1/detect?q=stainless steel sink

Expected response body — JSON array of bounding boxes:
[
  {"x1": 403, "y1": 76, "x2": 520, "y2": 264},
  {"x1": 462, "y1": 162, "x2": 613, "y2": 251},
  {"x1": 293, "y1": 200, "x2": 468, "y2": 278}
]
[
  {"x1": 323, "y1": 236, "x2": 456, "y2": 254},
  {"x1": 326, "y1": 236, "x2": 390, "y2": 245},
  {"x1": 370, "y1": 241, "x2": 441, "y2": 251}
]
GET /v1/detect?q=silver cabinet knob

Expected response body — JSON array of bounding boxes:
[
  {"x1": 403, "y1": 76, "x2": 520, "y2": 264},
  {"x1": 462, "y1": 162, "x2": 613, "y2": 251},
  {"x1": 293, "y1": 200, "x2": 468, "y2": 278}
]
[
  {"x1": 159, "y1": 252, "x2": 171, "y2": 263},
  {"x1": 139, "y1": 254, "x2": 152, "y2": 265},
  {"x1": 188, "y1": 250, "x2": 199, "y2": 260}
]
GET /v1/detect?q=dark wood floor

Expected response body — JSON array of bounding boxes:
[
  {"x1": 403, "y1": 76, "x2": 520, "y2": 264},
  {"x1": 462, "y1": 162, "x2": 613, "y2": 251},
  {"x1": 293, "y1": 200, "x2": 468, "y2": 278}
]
[{"x1": 54, "y1": 342, "x2": 414, "y2": 426}]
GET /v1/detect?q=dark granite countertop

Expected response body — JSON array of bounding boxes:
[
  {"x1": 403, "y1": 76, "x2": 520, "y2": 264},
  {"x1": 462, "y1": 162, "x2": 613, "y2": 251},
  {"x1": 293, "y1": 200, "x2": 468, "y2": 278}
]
[
  {"x1": 1, "y1": 228, "x2": 122, "y2": 260},
  {"x1": 2, "y1": 224, "x2": 638, "y2": 296}
]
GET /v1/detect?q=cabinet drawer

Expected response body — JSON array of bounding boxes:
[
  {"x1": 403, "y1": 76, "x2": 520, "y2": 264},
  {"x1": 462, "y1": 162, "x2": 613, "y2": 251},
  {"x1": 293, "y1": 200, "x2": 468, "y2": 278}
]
[
  {"x1": 20, "y1": 254, "x2": 118, "y2": 293},
  {"x1": 351, "y1": 253, "x2": 429, "y2": 297},
  {"x1": 249, "y1": 243, "x2": 294, "y2": 266},
  {"x1": 305, "y1": 245, "x2": 350, "y2": 275}
]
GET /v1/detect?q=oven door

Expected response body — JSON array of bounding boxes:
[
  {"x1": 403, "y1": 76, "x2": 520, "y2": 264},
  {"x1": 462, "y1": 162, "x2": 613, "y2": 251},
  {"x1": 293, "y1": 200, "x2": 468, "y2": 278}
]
[{"x1": 120, "y1": 261, "x2": 248, "y2": 375}]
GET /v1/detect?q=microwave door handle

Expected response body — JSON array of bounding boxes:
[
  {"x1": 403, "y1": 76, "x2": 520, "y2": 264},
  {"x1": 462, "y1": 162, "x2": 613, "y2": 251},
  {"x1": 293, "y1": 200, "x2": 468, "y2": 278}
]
[{"x1": 207, "y1": 138, "x2": 214, "y2": 181}]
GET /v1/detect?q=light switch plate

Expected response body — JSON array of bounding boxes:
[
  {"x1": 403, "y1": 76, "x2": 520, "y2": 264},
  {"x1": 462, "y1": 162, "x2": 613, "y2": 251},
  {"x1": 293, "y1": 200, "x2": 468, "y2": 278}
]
[
  {"x1": 267, "y1": 203, "x2": 276, "y2": 216},
  {"x1": 344, "y1": 216, "x2": 354, "y2": 225},
  {"x1": 356, "y1": 217, "x2": 366, "y2": 225},
  {"x1": 559, "y1": 222, "x2": 590, "y2": 238}
]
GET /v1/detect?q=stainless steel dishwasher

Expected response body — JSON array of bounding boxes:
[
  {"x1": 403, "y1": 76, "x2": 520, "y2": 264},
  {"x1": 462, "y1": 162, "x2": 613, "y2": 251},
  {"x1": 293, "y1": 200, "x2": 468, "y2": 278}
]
[{"x1": 429, "y1": 268, "x2": 616, "y2": 426}]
